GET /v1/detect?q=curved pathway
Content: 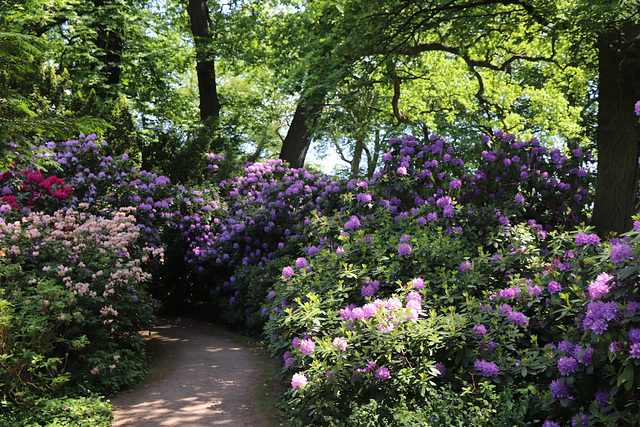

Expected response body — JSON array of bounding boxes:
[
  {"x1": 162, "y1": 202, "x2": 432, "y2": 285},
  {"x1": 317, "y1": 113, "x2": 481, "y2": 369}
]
[{"x1": 109, "y1": 318, "x2": 287, "y2": 427}]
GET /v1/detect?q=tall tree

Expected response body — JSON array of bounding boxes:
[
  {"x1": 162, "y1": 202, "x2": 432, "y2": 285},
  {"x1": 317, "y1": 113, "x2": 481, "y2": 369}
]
[
  {"x1": 185, "y1": 0, "x2": 220, "y2": 122},
  {"x1": 591, "y1": 22, "x2": 640, "y2": 235}
]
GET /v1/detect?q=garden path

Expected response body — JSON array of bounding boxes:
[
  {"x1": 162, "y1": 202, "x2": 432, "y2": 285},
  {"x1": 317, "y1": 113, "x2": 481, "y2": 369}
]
[{"x1": 109, "y1": 317, "x2": 286, "y2": 427}]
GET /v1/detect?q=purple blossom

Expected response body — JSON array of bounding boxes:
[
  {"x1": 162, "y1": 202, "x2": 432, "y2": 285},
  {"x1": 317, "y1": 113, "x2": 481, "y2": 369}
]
[
  {"x1": 571, "y1": 414, "x2": 588, "y2": 427},
  {"x1": 586, "y1": 234, "x2": 600, "y2": 246},
  {"x1": 295, "y1": 257, "x2": 308, "y2": 268},
  {"x1": 514, "y1": 194, "x2": 525, "y2": 203},
  {"x1": 557, "y1": 356, "x2": 579, "y2": 376},
  {"x1": 635, "y1": 100, "x2": 640, "y2": 116},
  {"x1": 332, "y1": 337, "x2": 348, "y2": 351},
  {"x1": 398, "y1": 243, "x2": 412, "y2": 256},
  {"x1": 507, "y1": 311, "x2": 529, "y2": 326},
  {"x1": 474, "y1": 359, "x2": 499, "y2": 378},
  {"x1": 443, "y1": 204, "x2": 454, "y2": 218},
  {"x1": 375, "y1": 366, "x2": 391, "y2": 380},
  {"x1": 631, "y1": 343, "x2": 640, "y2": 359},
  {"x1": 411, "y1": 277, "x2": 425, "y2": 289},
  {"x1": 344, "y1": 215, "x2": 361, "y2": 230},
  {"x1": 434, "y1": 362, "x2": 447, "y2": 377},
  {"x1": 483, "y1": 341, "x2": 497, "y2": 353},
  {"x1": 582, "y1": 301, "x2": 619, "y2": 334},
  {"x1": 527, "y1": 285, "x2": 542, "y2": 297},
  {"x1": 282, "y1": 266, "x2": 294, "y2": 278},
  {"x1": 547, "y1": 280, "x2": 562, "y2": 294},
  {"x1": 472, "y1": 324, "x2": 487, "y2": 337},
  {"x1": 595, "y1": 389, "x2": 610, "y2": 407},
  {"x1": 610, "y1": 242, "x2": 634, "y2": 263},
  {"x1": 543, "y1": 422, "x2": 561, "y2": 427},
  {"x1": 459, "y1": 261, "x2": 473, "y2": 273},
  {"x1": 550, "y1": 379, "x2": 572, "y2": 398},
  {"x1": 629, "y1": 329, "x2": 640, "y2": 344},
  {"x1": 558, "y1": 340, "x2": 575, "y2": 354}
]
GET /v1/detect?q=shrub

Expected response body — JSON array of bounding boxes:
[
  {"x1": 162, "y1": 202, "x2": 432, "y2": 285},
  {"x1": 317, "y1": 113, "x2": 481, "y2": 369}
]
[{"x1": 0, "y1": 207, "x2": 162, "y2": 413}]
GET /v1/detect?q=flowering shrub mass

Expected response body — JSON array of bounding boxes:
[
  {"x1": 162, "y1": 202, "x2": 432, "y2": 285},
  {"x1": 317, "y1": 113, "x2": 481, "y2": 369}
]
[
  {"x1": 3, "y1": 102, "x2": 640, "y2": 426},
  {"x1": 0, "y1": 205, "x2": 161, "y2": 421}
]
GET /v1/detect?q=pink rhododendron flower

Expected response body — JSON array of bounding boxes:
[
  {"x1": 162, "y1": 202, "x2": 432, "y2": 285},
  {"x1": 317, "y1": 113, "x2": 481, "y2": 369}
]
[{"x1": 291, "y1": 373, "x2": 307, "y2": 388}]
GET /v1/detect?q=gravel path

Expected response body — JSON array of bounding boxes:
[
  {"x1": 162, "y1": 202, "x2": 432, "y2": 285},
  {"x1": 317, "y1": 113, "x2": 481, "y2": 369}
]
[{"x1": 109, "y1": 318, "x2": 287, "y2": 427}]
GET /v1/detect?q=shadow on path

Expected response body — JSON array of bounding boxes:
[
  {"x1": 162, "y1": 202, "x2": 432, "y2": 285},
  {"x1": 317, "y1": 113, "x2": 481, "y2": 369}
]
[{"x1": 109, "y1": 318, "x2": 286, "y2": 427}]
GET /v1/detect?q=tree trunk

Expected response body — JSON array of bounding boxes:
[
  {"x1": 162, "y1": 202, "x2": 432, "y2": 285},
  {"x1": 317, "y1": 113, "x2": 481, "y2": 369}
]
[
  {"x1": 592, "y1": 31, "x2": 640, "y2": 236},
  {"x1": 93, "y1": 0, "x2": 124, "y2": 95},
  {"x1": 186, "y1": 0, "x2": 220, "y2": 122},
  {"x1": 279, "y1": 99, "x2": 323, "y2": 169}
]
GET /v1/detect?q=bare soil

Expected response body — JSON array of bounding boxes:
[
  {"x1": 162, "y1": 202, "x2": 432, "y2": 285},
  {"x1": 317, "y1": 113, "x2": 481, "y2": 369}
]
[{"x1": 109, "y1": 317, "x2": 288, "y2": 427}]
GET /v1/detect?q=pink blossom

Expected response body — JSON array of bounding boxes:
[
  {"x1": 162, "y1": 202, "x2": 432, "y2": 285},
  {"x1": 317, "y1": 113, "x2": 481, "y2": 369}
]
[
  {"x1": 299, "y1": 338, "x2": 315, "y2": 355},
  {"x1": 291, "y1": 373, "x2": 308, "y2": 388},
  {"x1": 332, "y1": 337, "x2": 348, "y2": 351}
]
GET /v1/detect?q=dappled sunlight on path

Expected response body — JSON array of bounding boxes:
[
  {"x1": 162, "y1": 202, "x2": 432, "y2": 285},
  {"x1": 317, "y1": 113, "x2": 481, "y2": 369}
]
[{"x1": 110, "y1": 318, "x2": 284, "y2": 427}]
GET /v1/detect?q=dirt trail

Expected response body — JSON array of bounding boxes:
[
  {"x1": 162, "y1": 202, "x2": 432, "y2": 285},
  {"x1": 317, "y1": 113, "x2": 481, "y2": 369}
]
[{"x1": 109, "y1": 318, "x2": 287, "y2": 427}]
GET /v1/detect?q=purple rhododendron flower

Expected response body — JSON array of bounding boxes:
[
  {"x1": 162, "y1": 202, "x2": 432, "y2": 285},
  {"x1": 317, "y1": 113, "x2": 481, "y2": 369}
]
[
  {"x1": 459, "y1": 261, "x2": 473, "y2": 273},
  {"x1": 631, "y1": 343, "x2": 640, "y2": 359},
  {"x1": 571, "y1": 413, "x2": 588, "y2": 427},
  {"x1": 344, "y1": 215, "x2": 361, "y2": 230},
  {"x1": 375, "y1": 366, "x2": 391, "y2": 380},
  {"x1": 434, "y1": 362, "x2": 447, "y2": 377},
  {"x1": 610, "y1": 242, "x2": 634, "y2": 263},
  {"x1": 595, "y1": 389, "x2": 610, "y2": 407},
  {"x1": 443, "y1": 204, "x2": 454, "y2": 218},
  {"x1": 295, "y1": 257, "x2": 308, "y2": 268},
  {"x1": 508, "y1": 311, "x2": 529, "y2": 326},
  {"x1": 473, "y1": 324, "x2": 487, "y2": 337},
  {"x1": 548, "y1": 280, "x2": 562, "y2": 294},
  {"x1": 635, "y1": 100, "x2": 640, "y2": 116},
  {"x1": 583, "y1": 301, "x2": 619, "y2": 334},
  {"x1": 550, "y1": 379, "x2": 572, "y2": 399},
  {"x1": 474, "y1": 359, "x2": 499, "y2": 378},
  {"x1": 558, "y1": 356, "x2": 579, "y2": 376},
  {"x1": 558, "y1": 340, "x2": 575, "y2": 354},
  {"x1": 543, "y1": 422, "x2": 561, "y2": 427},
  {"x1": 628, "y1": 329, "x2": 640, "y2": 344},
  {"x1": 398, "y1": 243, "x2": 412, "y2": 256},
  {"x1": 282, "y1": 266, "x2": 294, "y2": 278}
]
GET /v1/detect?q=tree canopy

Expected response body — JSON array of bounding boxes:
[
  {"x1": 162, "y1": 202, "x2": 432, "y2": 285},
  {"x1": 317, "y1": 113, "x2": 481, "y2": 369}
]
[{"x1": 1, "y1": 0, "x2": 639, "y2": 233}]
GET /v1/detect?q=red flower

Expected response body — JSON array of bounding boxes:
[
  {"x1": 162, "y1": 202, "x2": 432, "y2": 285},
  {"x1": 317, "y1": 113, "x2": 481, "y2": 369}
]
[{"x1": 1, "y1": 195, "x2": 19, "y2": 210}]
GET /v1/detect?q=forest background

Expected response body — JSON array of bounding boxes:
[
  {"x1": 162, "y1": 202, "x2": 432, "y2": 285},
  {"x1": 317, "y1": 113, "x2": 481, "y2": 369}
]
[{"x1": 2, "y1": 0, "x2": 639, "y2": 235}]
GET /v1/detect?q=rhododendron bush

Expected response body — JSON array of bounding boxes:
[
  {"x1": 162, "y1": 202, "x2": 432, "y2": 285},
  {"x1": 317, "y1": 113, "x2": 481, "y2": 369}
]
[{"x1": 0, "y1": 206, "x2": 162, "y2": 422}]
